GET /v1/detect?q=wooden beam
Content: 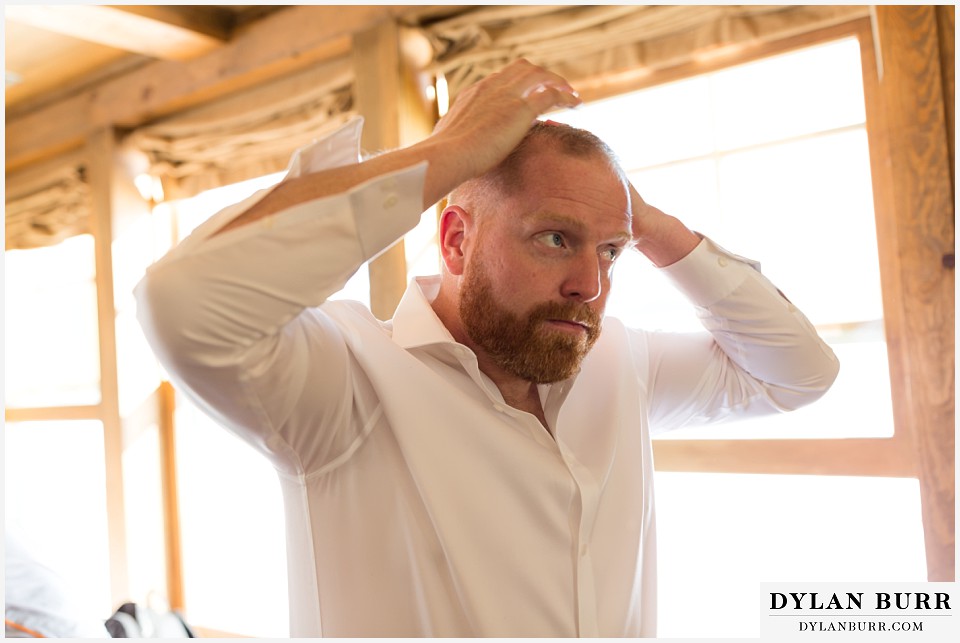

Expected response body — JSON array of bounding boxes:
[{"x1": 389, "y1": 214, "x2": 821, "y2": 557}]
[
  {"x1": 352, "y1": 20, "x2": 436, "y2": 320},
  {"x1": 4, "y1": 405, "x2": 101, "y2": 423},
  {"x1": 353, "y1": 20, "x2": 407, "y2": 320},
  {"x1": 158, "y1": 381, "x2": 185, "y2": 611},
  {"x1": 87, "y1": 126, "x2": 130, "y2": 606},
  {"x1": 6, "y1": 5, "x2": 412, "y2": 172},
  {"x1": 935, "y1": 5, "x2": 955, "y2": 193},
  {"x1": 4, "y1": 5, "x2": 229, "y2": 61},
  {"x1": 869, "y1": 5, "x2": 955, "y2": 582},
  {"x1": 653, "y1": 437, "x2": 916, "y2": 478}
]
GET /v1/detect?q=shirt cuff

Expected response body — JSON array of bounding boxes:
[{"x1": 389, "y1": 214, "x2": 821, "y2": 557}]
[
  {"x1": 350, "y1": 161, "x2": 428, "y2": 260},
  {"x1": 659, "y1": 236, "x2": 762, "y2": 307}
]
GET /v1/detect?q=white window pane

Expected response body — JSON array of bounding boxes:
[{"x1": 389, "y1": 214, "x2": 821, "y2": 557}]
[
  {"x1": 656, "y1": 473, "x2": 926, "y2": 638},
  {"x1": 405, "y1": 207, "x2": 441, "y2": 281},
  {"x1": 4, "y1": 420, "x2": 114, "y2": 619},
  {"x1": 122, "y1": 422, "x2": 168, "y2": 606},
  {"x1": 717, "y1": 129, "x2": 882, "y2": 325},
  {"x1": 606, "y1": 250, "x2": 704, "y2": 334},
  {"x1": 175, "y1": 398, "x2": 289, "y2": 637},
  {"x1": 4, "y1": 235, "x2": 101, "y2": 407},
  {"x1": 713, "y1": 37, "x2": 866, "y2": 150},
  {"x1": 547, "y1": 76, "x2": 714, "y2": 167},
  {"x1": 326, "y1": 262, "x2": 371, "y2": 306},
  {"x1": 114, "y1": 213, "x2": 168, "y2": 415},
  {"x1": 605, "y1": 163, "x2": 720, "y2": 333},
  {"x1": 628, "y1": 160, "x2": 720, "y2": 235}
]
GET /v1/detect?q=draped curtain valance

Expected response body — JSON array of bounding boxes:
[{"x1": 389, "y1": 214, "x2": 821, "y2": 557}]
[
  {"x1": 408, "y1": 4, "x2": 872, "y2": 99},
  {"x1": 6, "y1": 158, "x2": 90, "y2": 250}
]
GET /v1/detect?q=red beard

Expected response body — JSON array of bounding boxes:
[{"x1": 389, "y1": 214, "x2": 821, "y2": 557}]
[{"x1": 459, "y1": 259, "x2": 601, "y2": 384}]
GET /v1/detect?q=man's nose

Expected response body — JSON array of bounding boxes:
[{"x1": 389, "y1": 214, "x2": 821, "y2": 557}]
[{"x1": 560, "y1": 253, "x2": 602, "y2": 303}]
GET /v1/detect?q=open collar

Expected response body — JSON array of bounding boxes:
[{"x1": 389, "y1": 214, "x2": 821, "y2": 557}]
[{"x1": 390, "y1": 275, "x2": 460, "y2": 350}]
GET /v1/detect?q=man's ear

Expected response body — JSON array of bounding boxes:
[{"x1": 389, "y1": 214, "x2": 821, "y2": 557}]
[{"x1": 438, "y1": 205, "x2": 473, "y2": 276}]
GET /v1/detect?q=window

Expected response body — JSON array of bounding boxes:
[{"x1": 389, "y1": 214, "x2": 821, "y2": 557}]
[
  {"x1": 655, "y1": 473, "x2": 926, "y2": 637},
  {"x1": 173, "y1": 393, "x2": 289, "y2": 637},
  {"x1": 4, "y1": 420, "x2": 114, "y2": 618},
  {"x1": 548, "y1": 32, "x2": 926, "y2": 637},
  {"x1": 4, "y1": 235, "x2": 101, "y2": 408},
  {"x1": 405, "y1": 205, "x2": 442, "y2": 281},
  {"x1": 549, "y1": 37, "x2": 890, "y2": 441}
]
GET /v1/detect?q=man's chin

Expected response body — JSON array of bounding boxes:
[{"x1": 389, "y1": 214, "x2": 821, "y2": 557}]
[{"x1": 501, "y1": 345, "x2": 589, "y2": 384}]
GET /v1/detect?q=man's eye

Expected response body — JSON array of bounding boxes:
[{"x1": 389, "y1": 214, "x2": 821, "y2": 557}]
[
  {"x1": 538, "y1": 232, "x2": 565, "y2": 248},
  {"x1": 602, "y1": 247, "x2": 621, "y2": 262}
]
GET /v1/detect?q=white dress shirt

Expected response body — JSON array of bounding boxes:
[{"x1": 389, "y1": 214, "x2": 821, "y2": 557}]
[{"x1": 135, "y1": 118, "x2": 839, "y2": 637}]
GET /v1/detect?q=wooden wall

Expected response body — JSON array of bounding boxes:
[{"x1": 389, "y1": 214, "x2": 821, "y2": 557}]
[{"x1": 867, "y1": 4, "x2": 955, "y2": 582}]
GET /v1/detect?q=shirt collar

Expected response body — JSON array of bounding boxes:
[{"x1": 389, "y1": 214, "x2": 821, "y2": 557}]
[
  {"x1": 391, "y1": 275, "x2": 460, "y2": 350},
  {"x1": 391, "y1": 275, "x2": 578, "y2": 430}
]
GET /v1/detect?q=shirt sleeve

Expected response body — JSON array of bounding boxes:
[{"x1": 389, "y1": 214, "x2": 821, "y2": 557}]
[
  {"x1": 134, "y1": 117, "x2": 427, "y2": 473},
  {"x1": 638, "y1": 236, "x2": 840, "y2": 434}
]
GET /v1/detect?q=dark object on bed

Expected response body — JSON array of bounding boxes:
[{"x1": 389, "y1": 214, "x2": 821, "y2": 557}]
[{"x1": 105, "y1": 602, "x2": 195, "y2": 638}]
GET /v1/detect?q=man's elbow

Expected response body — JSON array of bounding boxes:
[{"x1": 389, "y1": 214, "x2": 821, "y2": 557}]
[
  {"x1": 135, "y1": 262, "x2": 192, "y2": 369},
  {"x1": 775, "y1": 347, "x2": 841, "y2": 412},
  {"x1": 135, "y1": 259, "x2": 232, "y2": 372}
]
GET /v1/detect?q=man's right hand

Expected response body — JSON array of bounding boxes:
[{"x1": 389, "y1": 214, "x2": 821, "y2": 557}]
[{"x1": 420, "y1": 59, "x2": 581, "y2": 204}]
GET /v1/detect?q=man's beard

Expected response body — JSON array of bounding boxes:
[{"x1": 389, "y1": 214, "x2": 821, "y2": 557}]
[{"x1": 458, "y1": 259, "x2": 602, "y2": 384}]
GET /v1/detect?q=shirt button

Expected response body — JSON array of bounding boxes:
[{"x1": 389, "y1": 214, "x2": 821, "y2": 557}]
[
  {"x1": 717, "y1": 255, "x2": 729, "y2": 267},
  {"x1": 383, "y1": 194, "x2": 399, "y2": 208},
  {"x1": 493, "y1": 403, "x2": 506, "y2": 413}
]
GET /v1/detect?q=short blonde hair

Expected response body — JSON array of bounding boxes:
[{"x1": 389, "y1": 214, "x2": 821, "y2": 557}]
[{"x1": 448, "y1": 121, "x2": 626, "y2": 215}]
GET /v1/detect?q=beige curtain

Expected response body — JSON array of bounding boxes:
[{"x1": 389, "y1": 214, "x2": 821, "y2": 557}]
[
  {"x1": 127, "y1": 56, "x2": 356, "y2": 200},
  {"x1": 409, "y1": 4, "x2": 872, "y2": 99},
  {"x1": 6, "y1": 160, "x2": 90, "y2": 250}
]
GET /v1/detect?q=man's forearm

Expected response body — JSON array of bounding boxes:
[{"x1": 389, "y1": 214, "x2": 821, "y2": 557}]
[
  {"x1": 216, "y1": 137, "x2": 458, "y2": 236},
  {"x1": 632, "y1": 206, "x2": 701, "y2": 268}
]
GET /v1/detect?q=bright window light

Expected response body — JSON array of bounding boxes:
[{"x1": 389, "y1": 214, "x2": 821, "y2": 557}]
[
  {"x1": 405, "y1": 206, "x2": 442, "y2": 281},
  {"x1": 547, "y1": 36, "x2": 889, "y2": 440},
  {"x1": 4, "y1": 234, "x2": 102, "y2": 408},
  {"x1": 5, "y1": 421, "x2": 114, "y2": 619},
  {"x1": 655, "y1": 473, "x2": 927, "y2": 638},
  {"x1": 175, "y1": 396, "x2": 289, "y2": 637}
]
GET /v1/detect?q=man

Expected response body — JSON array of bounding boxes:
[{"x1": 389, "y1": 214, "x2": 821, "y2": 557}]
[{"x1": 136, "y1": 60, "x2": 839, "y2": 637}]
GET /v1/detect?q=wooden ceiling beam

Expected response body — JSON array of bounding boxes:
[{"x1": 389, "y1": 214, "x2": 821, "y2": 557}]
[
  {"x1": 4, "y1": 5, "x2": 230, "y2": 61},
  {"x1": 6, "y1": 5, "x2": 413, "y2": 172}
]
